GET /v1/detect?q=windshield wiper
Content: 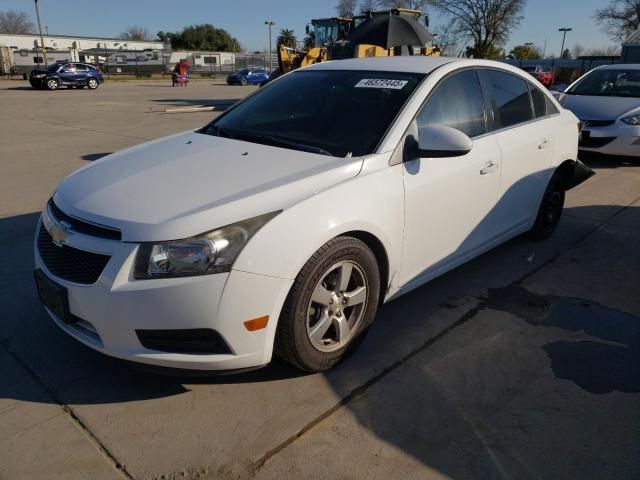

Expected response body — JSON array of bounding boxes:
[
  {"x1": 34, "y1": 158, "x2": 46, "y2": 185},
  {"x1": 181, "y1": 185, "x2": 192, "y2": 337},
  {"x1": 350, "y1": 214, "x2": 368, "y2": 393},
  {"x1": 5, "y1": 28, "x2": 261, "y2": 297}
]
[
  {"x1": 232, "y1": 131, "x2": 334, "y2": 157},
  {"x1": 205, "y1": 125, "x2": 236, "y2": 139}
]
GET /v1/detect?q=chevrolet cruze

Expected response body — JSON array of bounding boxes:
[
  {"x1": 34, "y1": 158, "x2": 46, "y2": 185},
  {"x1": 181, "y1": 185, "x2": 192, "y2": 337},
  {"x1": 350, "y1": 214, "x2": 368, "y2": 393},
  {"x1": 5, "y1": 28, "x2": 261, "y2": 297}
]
[{"x1": 34, "y1": 57, "x2": 591, "y2": 372}]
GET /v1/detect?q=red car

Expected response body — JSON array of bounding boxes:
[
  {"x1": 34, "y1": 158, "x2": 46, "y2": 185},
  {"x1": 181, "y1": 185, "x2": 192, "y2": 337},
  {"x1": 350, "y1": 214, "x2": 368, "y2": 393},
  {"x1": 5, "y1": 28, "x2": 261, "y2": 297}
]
[{"x1": 522, "y1": 65, "x2": 554, "y2": 87}]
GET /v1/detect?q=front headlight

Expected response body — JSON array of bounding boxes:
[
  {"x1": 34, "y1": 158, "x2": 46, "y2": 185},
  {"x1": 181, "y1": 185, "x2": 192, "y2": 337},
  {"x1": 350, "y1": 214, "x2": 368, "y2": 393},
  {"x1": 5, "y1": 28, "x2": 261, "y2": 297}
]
[
  {"x1": 133, "y1": 211, "x2": 280, "y2": 279},
  {"x1": 620, "y1": 114, "x2": 640, "y2": 126}
]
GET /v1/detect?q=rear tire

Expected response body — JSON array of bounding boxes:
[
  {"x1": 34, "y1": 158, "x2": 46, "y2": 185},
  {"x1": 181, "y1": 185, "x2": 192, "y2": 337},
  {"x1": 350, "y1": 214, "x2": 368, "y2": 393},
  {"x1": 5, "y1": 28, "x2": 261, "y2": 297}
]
[
  {"x1": 275, "y1": 237, "x2": 380, "y2": 372},
  {"x1": 87, "y1": 78, "x2": 99, "y2": 89},
  {"x1": 240, "y1": 78, "x2": 248, "y2": 86},
  {"x1": 528, "y1": 177, "x2": 565, "y2": 240},
  {"x1": 46, "y1": 78, "x2": 59, "y2": 90}
]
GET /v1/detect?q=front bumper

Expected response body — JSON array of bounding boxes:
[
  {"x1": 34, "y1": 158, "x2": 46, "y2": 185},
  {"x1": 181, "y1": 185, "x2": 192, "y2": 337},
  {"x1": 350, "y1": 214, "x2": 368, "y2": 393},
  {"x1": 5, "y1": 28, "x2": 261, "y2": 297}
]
[
  {"x1": 34, "y1": 210, "x2": 293, "y2": 371},
  {"x1": 579, "y1": 122, "x2": 640, "y2": 157}
]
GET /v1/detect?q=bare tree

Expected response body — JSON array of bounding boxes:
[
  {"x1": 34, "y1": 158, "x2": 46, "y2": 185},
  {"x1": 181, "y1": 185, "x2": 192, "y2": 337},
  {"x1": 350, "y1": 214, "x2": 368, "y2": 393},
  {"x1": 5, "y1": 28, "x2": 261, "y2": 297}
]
[
  {"x1": 120, "y1": 26, "x2": 151, "y2": 41},
  {"x1": 377, "y1": 0, "x2": 431, "y2": 10},
  {"x1": 572, "y1": 44, "x2": 585, "y2": 58},
  {"x1": 594, "y1": 0, "x2": 640, "y2": 41},
  {"x1": 430, "y1": 0, "x2": 526, "y2": 59},
  {"x1": 336, "y1": 0, "x2": 359, "y2": 16},
  {"x1": 432, "y1": 22, "x2": 461, "y2": 56},
  {"x1": 0, "y1": 9, "x2": 35, "y2": 34},
  {"x1": 360, "y1": 0, "x2": 377, "y2": 13}
]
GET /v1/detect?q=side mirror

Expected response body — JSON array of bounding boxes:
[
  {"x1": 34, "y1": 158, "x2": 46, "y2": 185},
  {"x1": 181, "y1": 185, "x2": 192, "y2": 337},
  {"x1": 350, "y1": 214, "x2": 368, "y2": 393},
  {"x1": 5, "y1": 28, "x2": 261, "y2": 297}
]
[{"x1": 415, "y1": 124, "x2": 473, "y2": 158}]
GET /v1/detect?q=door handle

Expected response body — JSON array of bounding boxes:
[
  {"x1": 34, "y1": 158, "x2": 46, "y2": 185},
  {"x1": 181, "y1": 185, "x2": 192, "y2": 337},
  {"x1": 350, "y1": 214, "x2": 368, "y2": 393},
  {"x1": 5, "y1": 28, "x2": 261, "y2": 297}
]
[
  {"x1": 538, "y1": 138, "x2": 550, "y2": 149},
  {"x1": 480, "y1": 161, "x2": 498, "y2": 175}
]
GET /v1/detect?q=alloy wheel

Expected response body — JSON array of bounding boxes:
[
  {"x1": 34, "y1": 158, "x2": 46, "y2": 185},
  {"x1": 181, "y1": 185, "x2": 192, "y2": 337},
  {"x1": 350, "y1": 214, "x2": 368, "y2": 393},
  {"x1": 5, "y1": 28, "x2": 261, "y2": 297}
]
[{"x1": 306, "y1": 261, "x2": 368, "y2": 353}]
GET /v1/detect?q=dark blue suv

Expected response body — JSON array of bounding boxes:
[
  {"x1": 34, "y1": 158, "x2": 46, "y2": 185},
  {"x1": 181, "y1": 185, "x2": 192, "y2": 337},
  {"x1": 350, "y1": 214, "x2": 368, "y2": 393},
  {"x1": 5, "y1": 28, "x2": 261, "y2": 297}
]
[
  {"x1": 226, "y1": 68, "x2": 270, "y2": 86},
  {"x1": 30, "y1": 62, "x2": 104, "y2": 90}
]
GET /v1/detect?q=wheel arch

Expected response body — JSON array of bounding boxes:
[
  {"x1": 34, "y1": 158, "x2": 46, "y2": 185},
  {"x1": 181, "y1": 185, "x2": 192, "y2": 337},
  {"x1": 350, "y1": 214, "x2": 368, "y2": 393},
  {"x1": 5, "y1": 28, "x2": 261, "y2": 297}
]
[{"x1": 341, "y1": 230, "x2": 390, "y2": 306}]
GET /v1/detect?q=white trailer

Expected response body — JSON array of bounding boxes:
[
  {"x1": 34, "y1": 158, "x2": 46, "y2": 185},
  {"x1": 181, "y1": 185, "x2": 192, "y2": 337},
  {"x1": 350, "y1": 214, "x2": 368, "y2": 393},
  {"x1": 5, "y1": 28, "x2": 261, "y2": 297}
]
[{"x1": 0, "y1": 45, "x2": 14, "y2": 75}]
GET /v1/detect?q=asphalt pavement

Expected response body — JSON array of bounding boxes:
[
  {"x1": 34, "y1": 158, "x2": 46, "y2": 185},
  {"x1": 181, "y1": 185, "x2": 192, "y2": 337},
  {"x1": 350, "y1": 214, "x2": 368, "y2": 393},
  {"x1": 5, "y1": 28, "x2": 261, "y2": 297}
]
[{"x1": 0, "y1": 80, "x2": 638, "y2": 480}]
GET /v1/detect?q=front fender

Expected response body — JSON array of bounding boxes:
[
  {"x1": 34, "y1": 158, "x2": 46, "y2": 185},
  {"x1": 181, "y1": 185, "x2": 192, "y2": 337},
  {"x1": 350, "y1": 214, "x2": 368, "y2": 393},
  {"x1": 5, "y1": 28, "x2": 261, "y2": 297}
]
[{"x1": 233, "y1": 155, "x2": 404, "y2": 299}]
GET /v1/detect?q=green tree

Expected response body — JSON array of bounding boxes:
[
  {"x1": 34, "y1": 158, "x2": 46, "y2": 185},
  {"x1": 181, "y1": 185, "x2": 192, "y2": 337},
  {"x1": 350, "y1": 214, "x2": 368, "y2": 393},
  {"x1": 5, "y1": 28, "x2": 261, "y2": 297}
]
[
  {"x1": 509, "y1": 44, "x2": 541, "y2": 59},
  {"x1": 277, "y1": 28, "x2": 297, "y2": 48},
  {"x1": 561, "y1": 48, "x2": 572, "y2": 59},
  {"x1": 169, "y1": 24, "x2": 240, "y2": 52},
  {"x1": 466, "y1": 44, "x2": 504, "y2": 59},
  {"x1": 303, "y1": 30, "x2": 316, "y2": 49}
]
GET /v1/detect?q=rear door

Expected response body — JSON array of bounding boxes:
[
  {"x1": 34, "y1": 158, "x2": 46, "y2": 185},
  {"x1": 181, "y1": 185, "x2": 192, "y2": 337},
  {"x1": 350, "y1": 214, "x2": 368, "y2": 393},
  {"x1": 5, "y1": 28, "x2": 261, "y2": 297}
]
[
  {"x1": 479, "y1": 69, "x2": 555, "y2": 235},
  {"x1": 400, "y1": 69, "x2": 502, "y2": 287},
  {"x1": 58, "y1": 64, "x2": 75, "y2": 84},
  {"x1": 74, "y1": 64, "x2": 89, "y2": 84}
]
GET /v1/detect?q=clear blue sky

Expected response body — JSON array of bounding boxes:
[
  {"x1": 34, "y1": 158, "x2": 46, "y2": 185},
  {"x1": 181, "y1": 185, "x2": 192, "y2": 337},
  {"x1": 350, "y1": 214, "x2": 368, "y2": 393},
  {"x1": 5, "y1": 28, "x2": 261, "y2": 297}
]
[{"x1": 3, "y1": 0, "x2": 616, "y2": 55}]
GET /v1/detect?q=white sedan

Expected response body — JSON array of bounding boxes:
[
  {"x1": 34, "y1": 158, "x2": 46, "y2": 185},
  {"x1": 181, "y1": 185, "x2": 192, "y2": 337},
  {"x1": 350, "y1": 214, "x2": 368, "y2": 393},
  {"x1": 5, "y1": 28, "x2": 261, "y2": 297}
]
[
  {"x1": 557, "y1": 64, "x2": 640, "y2": 157},
  {"x1": 34, "y1": 57, "x2": 591, "y2": 373}
]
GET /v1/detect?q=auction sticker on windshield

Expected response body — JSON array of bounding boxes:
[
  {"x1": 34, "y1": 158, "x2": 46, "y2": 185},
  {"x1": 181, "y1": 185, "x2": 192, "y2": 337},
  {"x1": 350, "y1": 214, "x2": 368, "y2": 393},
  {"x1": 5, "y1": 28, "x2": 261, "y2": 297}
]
[{"x1": 355, "y1": 79, "x2": 409, "y2": 89}]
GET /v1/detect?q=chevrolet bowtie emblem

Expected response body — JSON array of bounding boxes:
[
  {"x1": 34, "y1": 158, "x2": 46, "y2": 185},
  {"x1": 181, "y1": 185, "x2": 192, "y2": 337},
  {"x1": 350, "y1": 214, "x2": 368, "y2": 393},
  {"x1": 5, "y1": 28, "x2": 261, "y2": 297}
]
[{"x1": 49, "y1": 224, "x2": 68, "y2": 247}]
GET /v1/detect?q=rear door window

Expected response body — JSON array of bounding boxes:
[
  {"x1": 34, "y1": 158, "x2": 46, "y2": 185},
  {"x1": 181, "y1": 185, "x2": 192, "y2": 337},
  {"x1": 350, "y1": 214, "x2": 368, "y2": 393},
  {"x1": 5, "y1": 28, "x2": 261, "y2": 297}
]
[
  {"x1": 485, "y1": 70, "x2": 534, "y2": 129},
  {"x1": 417, "y1": 69, "x2": 487, "y2": 138},
  {"x1": 529, "y1": 84, "x2": 547, "y2": 118}
]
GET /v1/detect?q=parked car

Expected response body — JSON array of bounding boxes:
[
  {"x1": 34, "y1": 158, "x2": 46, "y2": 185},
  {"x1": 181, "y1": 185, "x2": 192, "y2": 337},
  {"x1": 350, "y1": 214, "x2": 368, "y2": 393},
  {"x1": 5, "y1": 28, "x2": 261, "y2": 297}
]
[
  {"x1": 226, "y1": 68, "x2": 270, "y2": 85},
  {"x1": 556, "y1": 64, "x2": 640, "y2": 157},
  {"x1": 34, "y1": 57, "x2": 591, "y2": 373},
  {"x1": 29, "y1": 62, "x2": 104, "y2": 90},
  {"x1": 522, "y1": 65, "x2": 554, "y2": 87}
]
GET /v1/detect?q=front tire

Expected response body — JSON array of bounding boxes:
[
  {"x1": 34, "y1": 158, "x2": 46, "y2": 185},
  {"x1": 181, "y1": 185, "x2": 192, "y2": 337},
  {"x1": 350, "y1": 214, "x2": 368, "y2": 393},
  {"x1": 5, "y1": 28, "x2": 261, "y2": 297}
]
[
  {"x1": 275, "y1": 237, "x2": 380, "y2": 372},
  {"x1": 46, "y1": 78, "x2": 59, "y2": 90},
  {"x1": 528, "y1": 177, "x2": 565, "y2": 240}
]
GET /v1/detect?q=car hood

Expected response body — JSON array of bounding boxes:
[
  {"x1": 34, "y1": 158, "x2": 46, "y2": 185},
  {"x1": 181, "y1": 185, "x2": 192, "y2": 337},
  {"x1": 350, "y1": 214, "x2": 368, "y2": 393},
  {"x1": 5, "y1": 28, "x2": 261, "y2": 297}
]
[
  {"x1": 557, "y1": 93, "x2": 640, "y2": 121},
  {"x1": 54, "y1": 131, "x2": 363, "y2": 242}
]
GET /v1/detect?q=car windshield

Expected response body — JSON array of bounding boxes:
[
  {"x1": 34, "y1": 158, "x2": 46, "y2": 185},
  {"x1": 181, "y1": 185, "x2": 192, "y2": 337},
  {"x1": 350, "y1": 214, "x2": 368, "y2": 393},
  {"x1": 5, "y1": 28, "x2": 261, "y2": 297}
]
[
  {"x1": 238, "y1": 69, "x2": 250, "y2": 75},
  {"x1": 46, "y1": 63, "x2": 61, "y2": 72},
  {"x1": 201, "y1": 70, "x2": 425, "y2": 157},
  {"x1": 566, "y1": 69, "x2": 640, "y2": 97}
]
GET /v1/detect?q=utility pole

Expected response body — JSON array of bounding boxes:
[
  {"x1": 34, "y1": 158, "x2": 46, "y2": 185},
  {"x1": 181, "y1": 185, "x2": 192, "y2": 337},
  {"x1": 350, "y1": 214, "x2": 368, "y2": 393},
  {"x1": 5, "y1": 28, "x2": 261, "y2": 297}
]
[
  {"x1": 265, "y1": 20, "x2": 275, "y2": 71},
  {"x1": 558, "y1": 27, "x2": 572, "y2": 59},
  {"x1": 34, "y1": 0, "x2": 48, "y2": 66}
]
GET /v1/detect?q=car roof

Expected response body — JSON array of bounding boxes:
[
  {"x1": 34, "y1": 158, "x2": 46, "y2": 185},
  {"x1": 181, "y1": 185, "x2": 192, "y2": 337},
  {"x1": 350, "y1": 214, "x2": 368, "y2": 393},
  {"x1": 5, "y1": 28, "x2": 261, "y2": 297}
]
[
  {"x1": 594, "y1": 63, "x2": 640, "y2": 70},
  {"x1": 302, "y1": 56, "x2": 531, "y2": 75}
]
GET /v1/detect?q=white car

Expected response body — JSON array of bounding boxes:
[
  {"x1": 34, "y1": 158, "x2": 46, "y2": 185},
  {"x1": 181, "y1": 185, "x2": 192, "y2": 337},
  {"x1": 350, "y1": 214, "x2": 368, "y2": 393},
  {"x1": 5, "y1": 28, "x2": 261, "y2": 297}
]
[
  {"x1": 557, "y1": 64, "x2": 640, "y2": 157},
  {"x1": 34, "y1": 57, "x2": 591, "y2": 373}
]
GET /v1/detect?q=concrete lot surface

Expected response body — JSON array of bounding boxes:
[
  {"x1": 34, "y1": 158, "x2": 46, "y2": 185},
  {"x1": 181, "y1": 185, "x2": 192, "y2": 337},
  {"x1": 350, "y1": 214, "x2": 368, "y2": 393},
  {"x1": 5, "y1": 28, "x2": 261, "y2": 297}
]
[{"x1": 0, "y1": 80, "x2": 639, "y2": 480}]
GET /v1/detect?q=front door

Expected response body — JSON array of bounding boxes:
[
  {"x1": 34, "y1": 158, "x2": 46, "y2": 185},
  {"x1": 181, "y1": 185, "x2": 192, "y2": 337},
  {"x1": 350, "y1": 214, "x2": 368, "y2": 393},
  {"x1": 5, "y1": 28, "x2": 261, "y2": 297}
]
[{"x1": 400, "y1": 69, "x2": 501, "y2": 288}]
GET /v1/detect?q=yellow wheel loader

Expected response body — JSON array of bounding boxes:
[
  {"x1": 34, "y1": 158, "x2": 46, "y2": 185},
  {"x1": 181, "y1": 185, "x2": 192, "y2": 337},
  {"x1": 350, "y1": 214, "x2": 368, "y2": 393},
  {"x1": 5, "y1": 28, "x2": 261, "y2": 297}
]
[{"x1": 276, "y1": 9, "x2": 440, "y2": 76}]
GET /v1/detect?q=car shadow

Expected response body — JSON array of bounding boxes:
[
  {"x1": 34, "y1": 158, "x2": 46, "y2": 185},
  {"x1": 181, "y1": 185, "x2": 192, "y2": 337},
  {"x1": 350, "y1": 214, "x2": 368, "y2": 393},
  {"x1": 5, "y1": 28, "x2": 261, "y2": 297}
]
[
  {"x1": 151, "y1": 98, "x2": 240, "y2": 110},
  {"x1": 579, "y1": 151, "x2": 640, "y2": 168},
  {"x1": 5, "y1": 86, "x2": 36, "y2": 91},
  {"x1": 1, "y1": 199, "x2": 638, "y2": 476},
  {"x1": 81, "y1": 152, "x2": 112, "y2": 161}
]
